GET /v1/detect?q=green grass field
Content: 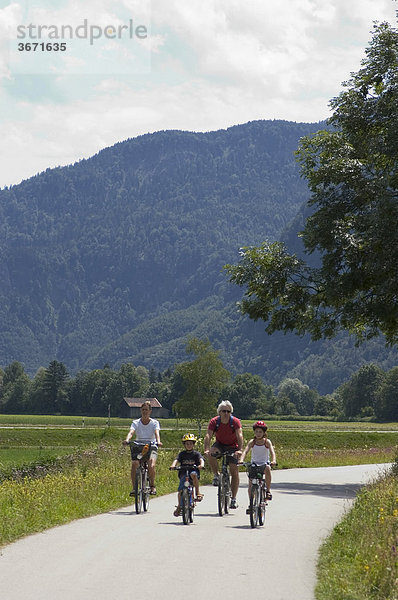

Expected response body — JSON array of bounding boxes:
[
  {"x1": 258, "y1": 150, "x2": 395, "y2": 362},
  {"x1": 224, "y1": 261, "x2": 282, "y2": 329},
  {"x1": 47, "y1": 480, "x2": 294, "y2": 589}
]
[{"x1": 1, "y1": 416, "x2": 396, "y2": 474}]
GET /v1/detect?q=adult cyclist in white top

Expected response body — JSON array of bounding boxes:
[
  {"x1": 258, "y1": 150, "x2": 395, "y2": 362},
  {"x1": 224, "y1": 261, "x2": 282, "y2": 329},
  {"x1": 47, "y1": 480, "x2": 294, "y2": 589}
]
[
  {"x1": 123, "y1": 401, "x2": 162, "y2": 495},
  {"x1": 240, "y1": 420, "x2": 276, "y2": 502}
]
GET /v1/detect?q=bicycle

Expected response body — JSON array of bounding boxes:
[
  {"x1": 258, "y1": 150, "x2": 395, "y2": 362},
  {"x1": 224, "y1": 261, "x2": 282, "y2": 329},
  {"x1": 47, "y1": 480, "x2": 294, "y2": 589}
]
[
  {"x1": 211, "y1": 450, "x2": 235, "y2": 516},
  {"x1": 169, "y1": 466, "x2": 197, "y2": 525},
  {"x1": 240, "y1": 462, "x2": 276, "y2": 528},
  {"x1": 129, "y1": 441, "x2": 152, "y2": 514}
]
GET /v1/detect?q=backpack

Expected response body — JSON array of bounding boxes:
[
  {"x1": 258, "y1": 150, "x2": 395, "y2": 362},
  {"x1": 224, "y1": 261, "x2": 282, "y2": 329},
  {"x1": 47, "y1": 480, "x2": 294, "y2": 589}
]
[{"x1": 215, "y1": 414, "x2": 234, "y2": 431}]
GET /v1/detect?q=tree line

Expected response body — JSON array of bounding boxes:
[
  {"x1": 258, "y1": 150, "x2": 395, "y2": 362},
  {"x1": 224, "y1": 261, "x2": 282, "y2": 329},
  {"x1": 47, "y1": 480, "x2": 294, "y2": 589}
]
[{"x1": 1, "y1": 339, "x2": 397, "y2": 421}]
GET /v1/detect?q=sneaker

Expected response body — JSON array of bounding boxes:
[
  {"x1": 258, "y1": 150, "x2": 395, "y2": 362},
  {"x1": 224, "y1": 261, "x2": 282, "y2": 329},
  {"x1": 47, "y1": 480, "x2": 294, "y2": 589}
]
[
  {"x1": 212, "y1": 475, "x2": 220, "y2": 486},
  {"x1": 173, "y1": 506, "x2": 181, "y2": 517},
  {"x1": 266, "y1": 490, "x2": 272, "y2": 501},
  {"x1": 230, "y1": 498, "x2": 238, "y2": 509},
  {"x1": 129, "y1": 490, "x2": 135, "y2": 497},
  {"x1": 246, "y1": 507, "x2": 251, "y2": 515}
]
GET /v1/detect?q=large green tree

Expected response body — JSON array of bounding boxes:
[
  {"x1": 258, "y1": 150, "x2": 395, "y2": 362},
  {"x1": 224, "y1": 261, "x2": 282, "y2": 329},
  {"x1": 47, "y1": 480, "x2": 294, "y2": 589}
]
[
  {"x1": 277, "y1": 377, "x2": 319, "y2": 416},
  {"x1": 0, "y1": 362, "x2": 31, "y2": 414},
  {"x1": 42, "y1": 360, "x2": 70, "y2": 414},
  {"x1": 173, "y1": 338, "x2": 230, "y2": 432},
  {"x1": 336, "y1": 363, "x2": 385, "y2": 418},
  {"x1": 375, "y1": 366, "x2": 398, "y2": 420},
  {"x1": 226, "y1": 20, "x2": 398, "y2": 345},
  {"x1": 220, "y1": 372, "x2": 273, "y2": 419}
]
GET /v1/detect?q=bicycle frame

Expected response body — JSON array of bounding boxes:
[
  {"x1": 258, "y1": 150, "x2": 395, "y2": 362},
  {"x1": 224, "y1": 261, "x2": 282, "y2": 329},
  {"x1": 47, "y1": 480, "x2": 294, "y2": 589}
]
[
  {"x1": 174, "y1": 466, "x2": 196, "y2": 525},
  {"x1": 242, "y1": 462, "x2": 267, "y2": 528},
  {"x1": 212, "y1": 451, "x2": 234, "y2": 516},
  {"x1": 130, "y1": 442, "x2": 152, "y2": 514}
]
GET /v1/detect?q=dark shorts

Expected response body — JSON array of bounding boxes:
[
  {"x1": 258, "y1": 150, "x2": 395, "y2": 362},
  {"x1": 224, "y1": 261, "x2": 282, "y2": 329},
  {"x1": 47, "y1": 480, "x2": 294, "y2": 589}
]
[
  {"x1": 130, "y1": 442, "x2": 158, "y2": 462},
  {"x1": 178, "y1": 469, "x2": 200, "y2": 491},
  {"x1": 211, "y1": 442, "x2": 239, "y2": 465}
]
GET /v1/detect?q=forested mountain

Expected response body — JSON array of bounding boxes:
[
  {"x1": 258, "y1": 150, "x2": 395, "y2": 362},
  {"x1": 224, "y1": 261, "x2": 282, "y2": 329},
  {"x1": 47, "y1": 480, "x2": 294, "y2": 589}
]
[{"x1": 0, "y1": 119, "x2": 396, "y2": 394}]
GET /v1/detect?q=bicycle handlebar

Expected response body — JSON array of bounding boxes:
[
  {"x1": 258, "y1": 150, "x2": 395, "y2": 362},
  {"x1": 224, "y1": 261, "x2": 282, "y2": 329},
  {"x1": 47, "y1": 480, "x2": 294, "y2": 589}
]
[
  {"x1": 125, "y1": 441, "x2": 155, "y2": 446},
  {"x1": 238, "y1": 461, "x2": 278, "y2": 468},
  {"x1": 210, "y1": 450, "x2": 238, "y2": 458},
  {"x1": 169, "y1": 465, "x2": 203, "y2": 471}
]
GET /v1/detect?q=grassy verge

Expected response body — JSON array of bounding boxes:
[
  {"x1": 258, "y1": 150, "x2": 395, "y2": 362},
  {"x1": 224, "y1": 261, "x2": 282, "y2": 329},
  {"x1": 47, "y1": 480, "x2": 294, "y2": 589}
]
[
  {"x1": 0, "y1": 440, "x2": 213, "y2": 547},
  {"x1": 316, "y1": 468, "x2": 398, "y2": 600}
]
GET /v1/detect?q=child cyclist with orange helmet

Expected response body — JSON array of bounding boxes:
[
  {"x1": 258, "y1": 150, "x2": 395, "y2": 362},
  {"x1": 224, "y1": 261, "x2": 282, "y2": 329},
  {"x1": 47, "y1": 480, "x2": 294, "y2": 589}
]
[
  {"x1": 241, "y1": 421, "x2": 276, "y2": 503},
  {"x1": 170, "y1": 433, "x2": 205, "y2": 517}
]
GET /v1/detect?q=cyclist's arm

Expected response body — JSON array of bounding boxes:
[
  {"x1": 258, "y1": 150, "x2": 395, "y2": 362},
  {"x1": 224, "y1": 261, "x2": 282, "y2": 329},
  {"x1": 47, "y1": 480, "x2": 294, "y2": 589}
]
[
  {"x1": 154, "y1": 427, "x2": 162, "y2": 447},
  {"x1": 170, "y1": 458, "x2": 179, "y2": 468},
  {"x1": 267, "y1": 439, "x2": 277, "y2": 464},
  {"x1": 203, "y1": 428, "x2": 214, "y2": 454},
  {"x1": 123, "y1": 428, "x2": 136, "y2": 445},
  {"x1": 198, "y1": 457, "x2": 205, "y2": 469},
  {"x1": 235, "y1": 426, "x2": 244, "y2": 454},
  {"x1": 241, "y1": 439, "x2": 254, "y2": 462}
]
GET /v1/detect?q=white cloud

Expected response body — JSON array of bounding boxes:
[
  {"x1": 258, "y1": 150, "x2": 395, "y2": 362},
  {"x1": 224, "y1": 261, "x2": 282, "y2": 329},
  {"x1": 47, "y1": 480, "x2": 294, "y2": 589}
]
[{"x1": 0, "y1": 0, "x2": 396, "y2": 187}]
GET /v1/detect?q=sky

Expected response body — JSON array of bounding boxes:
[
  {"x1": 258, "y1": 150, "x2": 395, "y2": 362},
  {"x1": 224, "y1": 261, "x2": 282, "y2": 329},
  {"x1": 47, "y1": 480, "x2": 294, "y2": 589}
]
[{"x1": 0, "y1": 0, "x2": 397, "y2": 189}]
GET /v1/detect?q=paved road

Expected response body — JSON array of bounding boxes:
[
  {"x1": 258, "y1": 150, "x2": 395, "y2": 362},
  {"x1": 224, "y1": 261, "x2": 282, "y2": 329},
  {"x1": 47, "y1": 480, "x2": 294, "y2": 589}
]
[{"x1": 0, "y1": 463, "x2": 390, "y2": 600}]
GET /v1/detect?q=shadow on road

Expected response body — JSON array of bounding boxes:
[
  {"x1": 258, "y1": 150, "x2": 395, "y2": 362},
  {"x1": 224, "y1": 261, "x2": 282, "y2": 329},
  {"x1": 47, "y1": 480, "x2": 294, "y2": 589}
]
[
  {"x1": 109, "y1": 510, "x2": 141, "y2": 516},
  {"x1": 272, "y1": 481, "x2": 362, "y2": 499}
]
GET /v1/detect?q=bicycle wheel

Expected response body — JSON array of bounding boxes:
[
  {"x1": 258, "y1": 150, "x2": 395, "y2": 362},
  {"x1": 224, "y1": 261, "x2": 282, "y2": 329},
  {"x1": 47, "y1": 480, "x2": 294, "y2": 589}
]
[
  {"x1": 142, "y1": 469, "x2": 150, "y2": 512},
  {"x1": 182, "y1": 488, "x2": 190, "y2": 525},
  {"x1": 258, "y1": 485, "x2": 266, "y2": 526},
  {"x1": 249, "y1": 485, "x2": 259, "y2": 528},
  {"x1": 224, "y1": 472, "x2": 231, "y2": 514},
  {"x1": 218, "y1": 474, "x2": 226, "y2": 516},
  {"x1": 189, "y1": 488, "x2": 194, "y2": 523},
  {"x1": 134, "y1": 469, "x2": 143, "y2": 514}
]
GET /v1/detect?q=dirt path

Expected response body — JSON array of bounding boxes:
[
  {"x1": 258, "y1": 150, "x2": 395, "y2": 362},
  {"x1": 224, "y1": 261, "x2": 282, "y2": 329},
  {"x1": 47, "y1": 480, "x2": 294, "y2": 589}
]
[{"x1": 0, "y1": 463, "x2": 389, "y2": 600}]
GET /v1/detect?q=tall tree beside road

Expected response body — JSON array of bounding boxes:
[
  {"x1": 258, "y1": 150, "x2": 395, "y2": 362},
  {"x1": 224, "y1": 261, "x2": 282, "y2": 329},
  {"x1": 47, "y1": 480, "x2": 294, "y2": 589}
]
[
  {"x1": 173, "y1": 338, "x2": 230, "y2": 432},
  {"x1": 226, "y1": 20, "x2": 398, "y2": 345}
]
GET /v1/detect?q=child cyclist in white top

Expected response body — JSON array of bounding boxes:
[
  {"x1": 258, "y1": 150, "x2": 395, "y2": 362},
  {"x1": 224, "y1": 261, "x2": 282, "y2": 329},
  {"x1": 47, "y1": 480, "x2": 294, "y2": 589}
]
[{"x1": 240, "y1": 421, "x2": 276, "y2": 503}]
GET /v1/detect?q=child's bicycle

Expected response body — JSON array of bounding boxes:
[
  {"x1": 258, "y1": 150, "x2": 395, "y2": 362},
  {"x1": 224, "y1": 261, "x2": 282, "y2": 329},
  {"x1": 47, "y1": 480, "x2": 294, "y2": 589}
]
[
  {"x1": 212, "y1": 450, "x2": 235, "y2": 516},
  {"x1": 239, "y1": 462, "x2": 276, "y2": 528},
  {"x1": 169, "y1": 466, "x2": 196, "y2": 525},
  {"x1": 128, "y1": 441, "x2": 152, "y2": 514}
]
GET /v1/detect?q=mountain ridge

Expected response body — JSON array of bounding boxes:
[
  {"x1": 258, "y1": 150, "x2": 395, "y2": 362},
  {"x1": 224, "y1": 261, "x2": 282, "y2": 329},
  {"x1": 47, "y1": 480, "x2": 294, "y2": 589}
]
[{"x1": 1, "y1": 118, "x2": 396, "y2": 392}]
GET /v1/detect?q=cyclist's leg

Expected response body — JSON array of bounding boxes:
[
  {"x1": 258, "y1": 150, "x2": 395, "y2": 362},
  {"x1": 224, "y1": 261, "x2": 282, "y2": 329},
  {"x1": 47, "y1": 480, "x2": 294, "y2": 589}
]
[
  {"x1": 265, "y1": 464, "x2": 272, "y2": 498},
  {"x1": 130, "y1": 459, "x2": 139, "y2": 490},
  {"x1": 174, "y1": 477, "x2": 184, "y2": 516},
  {"x1": 148, "y1": 448, "x2": 158, "y2": 491},
  {"x1": 208, "y1": 443, "x2": 221, "y2": 478},
  {"x1": 229, "y1": 462, "x2": 240, "y2": 498},
  {"x1": 190, "y1": 470, "x2": 203, "y2": 499}
]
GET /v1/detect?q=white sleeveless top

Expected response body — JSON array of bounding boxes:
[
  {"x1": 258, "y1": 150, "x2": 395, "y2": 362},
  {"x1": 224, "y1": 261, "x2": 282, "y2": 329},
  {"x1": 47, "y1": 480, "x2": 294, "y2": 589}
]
[{"x1": 251, "y1": 442, "x2": 270, "y2": 465}]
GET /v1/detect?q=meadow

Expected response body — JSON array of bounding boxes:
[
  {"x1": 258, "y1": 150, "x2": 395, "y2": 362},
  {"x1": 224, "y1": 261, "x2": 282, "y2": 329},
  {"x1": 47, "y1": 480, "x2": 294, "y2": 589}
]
[
  {"x1": 0, "y1": 414, "x2": 397, "y2": 599},
  {"x1": 1, "y1": 415, "x2": 397, "y2": 475}
]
